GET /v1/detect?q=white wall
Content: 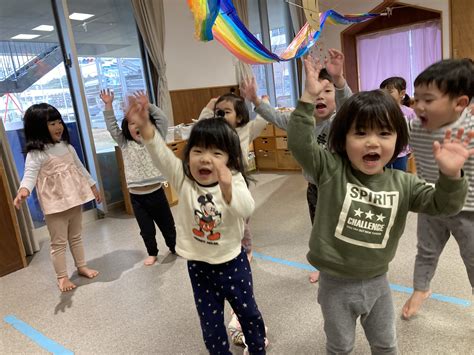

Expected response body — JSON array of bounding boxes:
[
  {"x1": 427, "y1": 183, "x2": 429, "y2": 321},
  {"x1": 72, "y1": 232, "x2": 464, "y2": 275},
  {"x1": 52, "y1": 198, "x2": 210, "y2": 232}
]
[
  {"x1": 323, "y1": 0, "x2": 450, "y2": 58},
  {"x1": 163, "y1": 1, "x2": 450, "y2": 91},
  {"x1": 163, "y1": 0, "x2": 237, "y2": 90}
]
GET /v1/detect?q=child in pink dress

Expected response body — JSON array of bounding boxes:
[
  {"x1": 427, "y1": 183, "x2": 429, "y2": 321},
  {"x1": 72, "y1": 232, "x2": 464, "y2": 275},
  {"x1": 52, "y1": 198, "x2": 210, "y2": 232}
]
[{"x1": 14, "y1": 103, "x2": 101, "y2": 292}]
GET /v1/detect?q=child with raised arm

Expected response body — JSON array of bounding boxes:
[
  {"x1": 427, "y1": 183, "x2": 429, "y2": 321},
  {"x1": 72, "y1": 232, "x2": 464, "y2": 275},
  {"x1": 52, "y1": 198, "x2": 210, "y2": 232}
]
[
  {"x1": 127, "y1": 97, "x2": 267, "y2": 355},
  {"x1": 287, "y1": 57, "x2": 472, "y2": 354},
  {"x1": 100, "y1": 89, "x2": 176, "y2": 266},
  {"x1": 401, "y1": 58, "x2": 474, "y2": 319},
  {"x1": 199, "y1": 91, "x2": 268, "y2": 348},
  {"x1": 13, "y1": 103, "x2": 101, "y2": 292},
  {"x1": 380, "y1": 76, "x2": 417, "y2": 171},
  {"x1": 199, "y1": 91, "x2": 267, "y2": 262},
  {"x1": 240, "y1": 48, "x2": 352, "y2": 284}
]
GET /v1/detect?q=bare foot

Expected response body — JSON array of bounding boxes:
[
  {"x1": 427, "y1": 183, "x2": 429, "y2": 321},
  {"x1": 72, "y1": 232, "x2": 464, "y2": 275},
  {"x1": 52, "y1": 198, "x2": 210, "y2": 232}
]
[
  {"x1": 309, "y1": 270, "x2": 320, "y2": 283},
  {"x1": 402, "y1": 289, "x2": 432, "y2": 320},
  {"x1": 58, "y1": 277, "x2": 76, "y2": 292},
  {"x1": 77, "y1": 266, "x2": 99, "y2": 279},
  {"x1": 144, "y1": 256, "x2": 157, "y2": 266}
]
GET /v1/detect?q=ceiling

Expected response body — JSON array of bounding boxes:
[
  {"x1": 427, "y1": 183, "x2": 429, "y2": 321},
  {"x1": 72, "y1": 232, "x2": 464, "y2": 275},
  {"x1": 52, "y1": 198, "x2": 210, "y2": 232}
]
[
  {"x1": 0, "y1": 0, "x2": 388, "y2": 57},
  {"x1": 0, "y1": 0, "x2": 140, "y2": 57}
]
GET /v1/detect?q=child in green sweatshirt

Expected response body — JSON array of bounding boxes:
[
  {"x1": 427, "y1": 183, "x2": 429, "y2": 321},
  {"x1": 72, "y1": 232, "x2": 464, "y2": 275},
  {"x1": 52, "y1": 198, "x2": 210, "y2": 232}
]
[{"x1": 287, "y1": 56, "x2": 473, "y2": 354}]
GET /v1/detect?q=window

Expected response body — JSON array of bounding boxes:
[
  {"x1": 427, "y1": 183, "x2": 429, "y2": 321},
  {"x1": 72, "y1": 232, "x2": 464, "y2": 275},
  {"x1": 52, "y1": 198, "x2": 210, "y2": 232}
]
[
  {"x1": 67, "y1": 0, "x2": 148, "y2": 153},
  {"x1": 248, "y1": 0, "x2": 298, "y2": 108},
  {"x1": 0, "y1": 0, "x2": 90, "y2": 227}
]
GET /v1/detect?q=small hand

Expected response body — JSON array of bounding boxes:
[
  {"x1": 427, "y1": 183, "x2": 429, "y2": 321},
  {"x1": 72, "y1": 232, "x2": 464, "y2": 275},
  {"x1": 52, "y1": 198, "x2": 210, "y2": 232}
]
[
  {"x1": 206, "y1": 97, "x2": 219, "y2": 110},
  {"x1": 301, "y1": 56, "x2": 330, "y2": 103},
  {"x1": 261, "y1": 94, "x2": 270, "y2": 103},
  {"x1": 126, "y1": 96, "x2": 154, "y2": 140},
  {"x1": 99, "y1": 89, "x2": 114, "y2": 105},
  {"x1": 240, "y1": 77, "x2": 260, "y2": 106},
  {"x1": 213, "y1": 158, "x2": 232, "y2": 203},
  {"x1": 91, "y1": 185, "x2": 102, "y2": 204},
  {"x1": 325, "y1": 49, "x2": 344, "y2": 77},
  {"x1": 433, "y1": 128, "x2": 474, "y2": 178},
  {"x1": 133, "y1": 90, "x2": 149, "y2": 107},
  {"x1": 13, "y1": 188, "x2": 29, "y2": 209}
]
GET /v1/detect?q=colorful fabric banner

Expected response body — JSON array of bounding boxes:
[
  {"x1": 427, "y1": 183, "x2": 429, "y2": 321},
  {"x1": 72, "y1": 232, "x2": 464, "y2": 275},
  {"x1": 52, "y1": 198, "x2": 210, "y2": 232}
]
[{"x1": 187, "y1": 0, "x2": 381, "y2": 64}]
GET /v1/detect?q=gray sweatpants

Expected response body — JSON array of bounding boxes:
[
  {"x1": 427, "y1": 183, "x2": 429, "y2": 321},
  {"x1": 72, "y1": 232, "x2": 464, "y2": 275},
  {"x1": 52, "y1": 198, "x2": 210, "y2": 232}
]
[
  {"x1": 317, "y1": 272, "x2": 397, "y2": 355},
  {"x1": 414, "y1": 211, "x2": 474, "y2": 292}
]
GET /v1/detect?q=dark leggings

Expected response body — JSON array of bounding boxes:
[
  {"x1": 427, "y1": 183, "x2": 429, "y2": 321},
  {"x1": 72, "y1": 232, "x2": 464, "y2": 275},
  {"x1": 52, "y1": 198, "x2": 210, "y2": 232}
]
[
  {"x1": 188, "y1": 250, "x2": 266, "y2": 354},
  {"x1": 130, "y1": 188, "x2": 176, "y2": 256},
  {"x1": 306, "y1": 182, "x2": 318, "y2": 224}
]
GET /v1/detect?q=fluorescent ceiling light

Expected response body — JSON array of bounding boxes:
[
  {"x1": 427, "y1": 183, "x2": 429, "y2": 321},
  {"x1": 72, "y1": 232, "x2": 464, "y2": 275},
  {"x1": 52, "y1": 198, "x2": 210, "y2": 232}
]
[
  {"x1": 69, "y1": 13, "x2": 94, "y2": 21},
  {"x1": 32, "y1": 25, "x2": 54, "y2": 31},
  {"x1": 11, "y1": 34, "x2": 41, "y2": 40}
]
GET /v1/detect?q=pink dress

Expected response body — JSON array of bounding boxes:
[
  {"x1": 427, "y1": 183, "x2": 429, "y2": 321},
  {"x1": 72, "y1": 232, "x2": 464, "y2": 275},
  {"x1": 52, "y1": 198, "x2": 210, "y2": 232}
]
[{"x1": 36, "y1": 146, "x2": 94, "y2": 215}]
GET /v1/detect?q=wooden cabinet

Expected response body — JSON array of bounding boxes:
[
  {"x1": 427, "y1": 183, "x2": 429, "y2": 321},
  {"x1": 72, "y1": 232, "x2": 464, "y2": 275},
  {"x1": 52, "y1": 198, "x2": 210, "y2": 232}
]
[
  {"x1": 115, "y1": 140, "x2": 187, "y2": 215},
  {"x1": 0, "y1": 156, "x2": 27, "y2": 276},
  {"x1": 451, "y1": 0, "x2": 474, "y2": 59},
  {"x1": 254, "y1": 123, "x2": 301, "y2": 171}
]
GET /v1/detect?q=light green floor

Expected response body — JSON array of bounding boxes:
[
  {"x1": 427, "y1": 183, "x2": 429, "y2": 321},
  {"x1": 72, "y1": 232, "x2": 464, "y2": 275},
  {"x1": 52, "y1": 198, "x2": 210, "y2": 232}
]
[{"x1": 1, "y1": 172, "x2": 472, "y2": 354}]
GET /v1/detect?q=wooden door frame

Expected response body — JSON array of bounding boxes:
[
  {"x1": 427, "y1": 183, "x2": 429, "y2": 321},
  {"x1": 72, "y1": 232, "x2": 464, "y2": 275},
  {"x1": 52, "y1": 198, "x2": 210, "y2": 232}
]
[{"x1": 341, "y1": 1, "x2": 442, "y2": 92}]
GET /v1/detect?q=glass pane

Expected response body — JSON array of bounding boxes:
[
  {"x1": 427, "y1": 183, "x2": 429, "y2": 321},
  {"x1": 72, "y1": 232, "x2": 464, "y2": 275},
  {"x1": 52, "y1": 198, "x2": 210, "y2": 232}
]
[
  {"x1": 67, "y1": 0, "x2": 148, "y2": 205},
  {"x1": 248, "y1": 0, "x2": 268, "y2": 98},
  {"x1": 0, "y1": 0, "x2": 91, "y2": 227},
  {"x1": 267, "y1": 0, "x2": 296, "y2": 108},
  {"x1": 67, "y1": 0, "x2": 147, "y2": 153}
]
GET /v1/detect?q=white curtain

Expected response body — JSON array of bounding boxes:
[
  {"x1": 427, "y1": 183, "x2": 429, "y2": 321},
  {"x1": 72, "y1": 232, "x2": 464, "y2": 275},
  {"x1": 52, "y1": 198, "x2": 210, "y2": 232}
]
[
  {"x1": 131, "y1": 0, "x2": 174, "y2": 124},
  {"x1": 357, "y1": 20, "x2": 441, "y2": 96},
  {"x1": 233, "y1": 0, "x2": 256, "y2": 85},
  {"x1": 288, "y1": 0, "x2": 305, "y2": 34}
]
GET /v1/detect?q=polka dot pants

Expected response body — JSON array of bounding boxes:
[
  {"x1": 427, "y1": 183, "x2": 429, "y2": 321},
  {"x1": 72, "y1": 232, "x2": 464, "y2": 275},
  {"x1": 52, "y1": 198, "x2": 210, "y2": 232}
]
[{"x1": 188, "y1": 250, "x2": 266, "y2": 354}]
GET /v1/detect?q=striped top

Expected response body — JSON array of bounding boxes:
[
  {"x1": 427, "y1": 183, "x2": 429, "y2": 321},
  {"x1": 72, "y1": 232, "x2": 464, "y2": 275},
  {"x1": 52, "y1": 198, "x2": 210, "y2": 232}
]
[{"x1": 409, "y1": 107, "x2": 474, "y2": 211}]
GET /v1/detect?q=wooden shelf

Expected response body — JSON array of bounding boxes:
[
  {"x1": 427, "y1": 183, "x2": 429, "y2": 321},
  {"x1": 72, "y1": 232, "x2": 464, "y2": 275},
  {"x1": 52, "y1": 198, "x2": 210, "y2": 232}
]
[{"x1": 254, "y1": 123, "x2": 301, "y2": 171}]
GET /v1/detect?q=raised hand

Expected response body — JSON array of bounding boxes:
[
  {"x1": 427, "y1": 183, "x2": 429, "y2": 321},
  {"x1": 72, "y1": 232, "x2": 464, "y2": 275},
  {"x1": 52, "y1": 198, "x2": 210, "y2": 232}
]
[
  {"x1": 132, "y1": 90, "x2": 149, "y2": 107},
  {"x1": 433, "y1": 128, "x2": 474, "y2": 178},
  {"x1": 206, "y1": 97, "x2": 219, "y2": 110},
  {"x1": 301, "y1": 56, "x2": 330, "y2": 104},
  {"x1": 212, "y1": 157, "x2": 232, "y2": 204},
  {"x1": 240, "y1": 77, "x2": 260, "y2": 106},
  {"x1": 126, "y1": 96, "x2": 154, "y2": 141},
  {"x1": 13, "y1": 187, "x2": 29, "y2": 209},
  {"x1": 325, "y1": 48, "x2": 346, "y2": 88},
  {"x1": 99, "y1": 89, "x2": 114, "y2": 110}
]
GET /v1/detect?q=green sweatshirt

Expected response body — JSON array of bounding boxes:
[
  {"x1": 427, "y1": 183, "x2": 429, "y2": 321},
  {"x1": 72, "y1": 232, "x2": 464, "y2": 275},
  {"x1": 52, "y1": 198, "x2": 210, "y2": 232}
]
[{"x1": 287, "y1": 101, "x2": 468, "y2": 279}]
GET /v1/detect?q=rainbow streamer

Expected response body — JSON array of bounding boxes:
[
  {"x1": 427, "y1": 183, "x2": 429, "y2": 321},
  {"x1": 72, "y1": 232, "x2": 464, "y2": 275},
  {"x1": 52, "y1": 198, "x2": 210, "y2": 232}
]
[{"x1": 187, "y1": 0, "x2": 381, "y2": 64}]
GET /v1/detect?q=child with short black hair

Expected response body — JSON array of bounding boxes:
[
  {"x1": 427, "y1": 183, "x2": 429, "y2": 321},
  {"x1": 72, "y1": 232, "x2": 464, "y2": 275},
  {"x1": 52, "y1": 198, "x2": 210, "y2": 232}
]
[
  {"x1": 100, "y1": 89, "x2": 176, "y2": 266},
  {"x1": 127, "y1": 96, "x2": 267, "y2": 355},
  {"x1": 380, "y1": 76, "x2": 417, "y2": 171},
  {"x1": 287, "y1": 56, "x2": 472, "y2": 354},
  {"x1": 14, "y1": 103, "x2": 101, "y2": 292},
  {"x1": 241, "y1": 48, "x2": 352, "y2": 284},
  {"x1": 402, "y1": 58, "x2": 474, "y2": 319}
]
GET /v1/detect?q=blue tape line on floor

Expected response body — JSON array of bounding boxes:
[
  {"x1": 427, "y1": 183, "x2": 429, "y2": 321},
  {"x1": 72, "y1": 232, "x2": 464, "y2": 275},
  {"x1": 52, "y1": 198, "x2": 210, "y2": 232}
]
[
  {"x1": 4, "y1": 315, "x2": 74, "y2": 354},
  {"x1": 253, "y1": 252, "x2": 471, "y2": 307}
]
